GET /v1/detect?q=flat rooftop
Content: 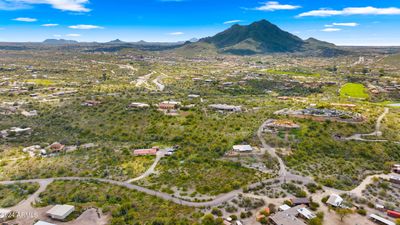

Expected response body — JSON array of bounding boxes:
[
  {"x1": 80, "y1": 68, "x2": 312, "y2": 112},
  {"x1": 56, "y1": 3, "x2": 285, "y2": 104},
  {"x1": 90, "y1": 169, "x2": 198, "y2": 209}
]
[{"x1": 46, "y1": 204, "x2": 74, "y2": 217}]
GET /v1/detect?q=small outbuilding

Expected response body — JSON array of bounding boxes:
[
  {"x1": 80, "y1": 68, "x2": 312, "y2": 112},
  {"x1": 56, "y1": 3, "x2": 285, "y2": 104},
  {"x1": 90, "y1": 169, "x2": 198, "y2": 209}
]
[
  {"x1": 326, "y1": 194, "x2": 343, "y2": 207},
  {"x1": 46, "y1": 204, "x2": 75, "y2": 220}
]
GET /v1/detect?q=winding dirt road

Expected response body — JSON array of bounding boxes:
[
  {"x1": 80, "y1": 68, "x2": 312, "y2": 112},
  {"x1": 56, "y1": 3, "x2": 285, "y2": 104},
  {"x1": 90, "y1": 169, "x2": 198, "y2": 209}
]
[
  {"x1": 0, "y1": 118, "x2": 394, "y2": 212},
  {"x1": 346, "y1": 107, "x2": 389, "y2": 142}
]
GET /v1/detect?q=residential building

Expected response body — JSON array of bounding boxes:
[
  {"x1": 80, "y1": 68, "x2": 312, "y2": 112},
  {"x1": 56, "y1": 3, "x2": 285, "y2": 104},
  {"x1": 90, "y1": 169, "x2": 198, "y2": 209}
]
[
  {"x1": 232, "y1": 145, "x2": 253, "y2": 152},
  {"x1": 158, "y1": 101, "x2": 180, "y2": 110},
  {"x1": 326, "y1": 194, "x2": 343, "y2": 207},
  {"x1": 389, "y1": 175, "x2": 400, "y2": 185},
  {"x1": 269, "y1": 205, "x2": 307, "y2": 225},
  {"x1": 133, "y1": 147, "x2": 159, "y2": 156},
  {"x1": 208, "y1": 104, "x2": 241, "y2": 112},
  {"x1": 47, "y1": 142, "x2": 65, "y2": 153},
  {"x1": 46, "y1": 204, "x2": 75, "y2": 220},
  {"x1": 369, "y1": 214, "x2": 395, "y2": 225},
  {"x1": 291, "y1": 198, "x2": 310, "y2": 206},
  {"x1": 128, "y1": 102, "x2": 150, "y2": 109},
  {"x1": 278, "y1": 204, "x2": 291, "y2": 211},
  {"x1": 34, "y1": 221, "x2": 57, "y2": 225},
  {"x1": 297, "y1": 208, "x2": 316, "y2": 220},
  {"x1": 81, "y1": 100, "x2": 101, "y2": 107}
]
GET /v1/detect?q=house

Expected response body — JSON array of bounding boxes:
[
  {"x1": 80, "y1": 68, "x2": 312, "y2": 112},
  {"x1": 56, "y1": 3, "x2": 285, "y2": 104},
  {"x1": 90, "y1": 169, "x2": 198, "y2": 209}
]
[
  {"x1": 46, "y1": 204, "x2": 75, "y2": 220},
  {"x1": 269, "y1": 205, "x2": 307, "y2": 225},
  {"x1": 297, "y1": 208, "x2": 316, "y2": 220},
  {"x1": 369, "y1": 214, "x2": 395, "y2": 225},
  {"x1": 0, "y1": 209, "x2": 12, "y2": 222},
  {"x1": 232, "y1": 145, "x2": 253, "y2": 152},
  {"x1": 34, "y1": 221, "x2": 57, "y2": 225},
  {"x1": 389, "y1": 175, "x2": 400, "y2": 185},
  {"x1": 326, "y1": 194, "x2": 343, "y2": 207},
  {"x1": 188, "y1": 94, "x2": 200, "y2": 98},
  {"x1": 133, "y1": 147, "x2": 159, "y2": 156},
  {"x1": 127, "y1": 102, "x2": 150, "y2": 109},
  {"x1": 264, "y1": 119, "x2": 300, "y2": 130},
  {"x1": 48, "y1": 142, "x2": 65, "y2": 153},
  {"x1": 291, "y1": 198, "x2": 310, "y2": 206},
  {"x1": 81, "y1": 100, "x2": 101, "y2": 107},
  {"x1": 208, "y1": 104, "x2": 241, "y2": 112},
  {"x1": 158, "y1": 101, "x2": 180, "y2": 110},
  {"x1": 278, "y1": 204, "x2": 292, "y2": 211}
]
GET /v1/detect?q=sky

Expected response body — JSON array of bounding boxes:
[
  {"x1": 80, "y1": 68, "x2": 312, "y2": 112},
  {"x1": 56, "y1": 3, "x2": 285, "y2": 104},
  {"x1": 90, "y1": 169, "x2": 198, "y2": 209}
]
[{"x1": 0, "y1": 0, "x2": 400, "y2": 45}]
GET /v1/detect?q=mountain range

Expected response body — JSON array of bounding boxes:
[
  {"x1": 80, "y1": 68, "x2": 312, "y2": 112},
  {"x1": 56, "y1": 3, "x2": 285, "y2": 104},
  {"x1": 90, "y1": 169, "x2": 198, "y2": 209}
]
[
  {"x1": 184, "y1": 20, "x2": 347, "y2": 56},
  {"x1": 43, "y1": 20, "x2": 345, "y2": 56}
]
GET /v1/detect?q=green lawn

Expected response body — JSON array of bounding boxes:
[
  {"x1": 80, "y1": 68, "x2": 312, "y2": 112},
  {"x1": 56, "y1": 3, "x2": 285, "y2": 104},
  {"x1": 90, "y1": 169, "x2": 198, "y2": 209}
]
[
  {"x1": 340, "y1": 83, "x2": 369, "y2": 99},
  {"x1": 264, "y1": 69, "x2": 320, "y2": 77}
]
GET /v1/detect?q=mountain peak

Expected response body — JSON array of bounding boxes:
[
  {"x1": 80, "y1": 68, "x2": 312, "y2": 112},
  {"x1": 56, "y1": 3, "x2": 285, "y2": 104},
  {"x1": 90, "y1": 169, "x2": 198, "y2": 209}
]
[
  {"x1": 195, "y1": 19, "x2": 342, "y2": 56},
  {"x1": 200, "y1": 19, "x2": 304, "y2": 54}
]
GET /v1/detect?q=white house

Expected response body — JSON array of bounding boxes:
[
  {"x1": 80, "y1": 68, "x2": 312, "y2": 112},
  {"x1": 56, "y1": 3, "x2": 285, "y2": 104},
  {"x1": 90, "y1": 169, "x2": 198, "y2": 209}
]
[
  {"x1": 34, "y1": 221, "x2": 57, "y2": 225},
  {"x1": 326, "y1": 194, "x2": 343, "y2": 207},
  {"x1": 278, "y1": 204, "x2": 291, "y2": 211},
  {"x1": 46, "y1": 205, "x2": 75, "y2": 220},
  {"x1": 369, "y1": 214, "x2": 395, "y2": 225},
  {"x1": 232, "y1": 145, "x2": 253, "y2": 152},
  {"x1": 297, "y1": 207, "x2": 316, "y2": 220}
]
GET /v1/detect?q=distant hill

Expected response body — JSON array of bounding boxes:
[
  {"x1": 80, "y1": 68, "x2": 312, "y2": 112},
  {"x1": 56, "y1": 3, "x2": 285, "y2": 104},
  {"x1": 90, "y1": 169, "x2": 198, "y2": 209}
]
[
  {"x1": 43, "y1": 39, "x2": 79, "y2": 45},
  {"x1": 107, "y1": 39, "x2": 125, "y2": 44},
  {"x1": 189, "y1": 19, "x2": 346, "y2": 56}
]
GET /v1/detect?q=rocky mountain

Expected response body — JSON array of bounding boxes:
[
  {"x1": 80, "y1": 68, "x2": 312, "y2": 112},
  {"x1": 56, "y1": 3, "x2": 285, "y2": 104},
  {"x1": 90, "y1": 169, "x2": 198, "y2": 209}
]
[{"x1": 196, "y1": 19, "x2": 346, "y2": 56}]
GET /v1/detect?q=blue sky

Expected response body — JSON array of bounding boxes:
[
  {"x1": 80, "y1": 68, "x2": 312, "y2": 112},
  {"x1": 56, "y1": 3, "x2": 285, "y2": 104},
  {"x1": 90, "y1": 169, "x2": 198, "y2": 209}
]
[{"x1": 0, "y1": 0, "x2": 400, "y2": 45}]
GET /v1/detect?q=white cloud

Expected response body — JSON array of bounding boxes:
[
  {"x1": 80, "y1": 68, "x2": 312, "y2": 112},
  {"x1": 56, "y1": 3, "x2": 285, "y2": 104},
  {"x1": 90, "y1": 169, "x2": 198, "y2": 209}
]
[
  {"x1": 42, "y1": 23, "x2": 58, "y2": 27},
  {"x1": 53, "y1": 34, "x2": 62, "y2": 37},
  {"x1": 68, "y1": 24, "x2": 104, "y2": 29},
  {"x1": 66, "y1": 33, "x2": 80, "y2": 37},
  {"x1": 223, "y1": 20, "x2": 242, "y2": 24},
  {"x1": 325, "y1": 22, "x2": 359, "y2": 27},
  {"x1": 168, "y1": 32, "x2": 184, "y2": 35},
  {"x1": 322, "y1": 28, "x2": 342, "y2": 32},
  {"x1": 13, "y1": 17, "x2": 37, "y2": 22},
  {"x1": 298, "y1": 6, "x2": 400, "y2": 17},
  {"x1": 256, "y1": 1, "x2": 300, "y2": 11},
  {"x1": 331, "y1": 22, "x2": 359, "y2": 27},
  {"x1": 0, "y1": 0, "x2": 90, "y2": 12}
]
